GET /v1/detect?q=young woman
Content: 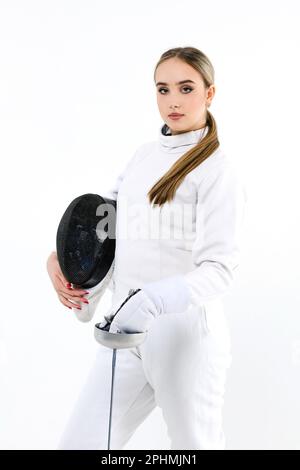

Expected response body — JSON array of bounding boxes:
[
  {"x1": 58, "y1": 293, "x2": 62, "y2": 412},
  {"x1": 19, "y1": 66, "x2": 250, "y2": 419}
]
[{"x1": 47, "y1": 46, "x2": 247, "y2": 450}]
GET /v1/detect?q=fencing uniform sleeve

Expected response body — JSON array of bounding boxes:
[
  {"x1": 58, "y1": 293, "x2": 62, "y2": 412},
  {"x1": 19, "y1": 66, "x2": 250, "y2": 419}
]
[
  {"x1": 72, "y1": 146, "x2": 145, "y2": 322},
  {"x1": 182, "y1": 161, "x2": 247, "y2": 307},
  {"x1": 109, "y1": 161, "x2": 247, "y2": 333}
]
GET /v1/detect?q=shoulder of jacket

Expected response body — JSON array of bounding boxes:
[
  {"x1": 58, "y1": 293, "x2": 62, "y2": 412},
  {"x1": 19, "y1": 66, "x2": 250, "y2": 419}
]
[
  {"x1": 188, "y1": 146, "x2": 230, "y2": 183},
  {"x1": 202, "y1": 150, "x2": 248, "y2": 205},
  {"x1": 129, "y1": 140, "x2": 157, "y2": 166},
  {"x1": 134, "y1": 140, "x2": 157, "y2": 156},
  {"x1": 189, "y1": 146, "x2": 247, "y2": 198}
]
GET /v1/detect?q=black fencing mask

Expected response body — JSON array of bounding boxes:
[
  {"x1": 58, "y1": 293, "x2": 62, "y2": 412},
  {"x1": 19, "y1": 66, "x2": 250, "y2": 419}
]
[{"x1": 56, "y1": 193, "x2": 116, "y2": 288}]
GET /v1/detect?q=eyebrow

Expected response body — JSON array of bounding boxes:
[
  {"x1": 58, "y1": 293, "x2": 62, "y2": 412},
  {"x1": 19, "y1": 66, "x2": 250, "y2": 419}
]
[{"x1": 155, "y1": 79, "x2": 196, "y2": 87}]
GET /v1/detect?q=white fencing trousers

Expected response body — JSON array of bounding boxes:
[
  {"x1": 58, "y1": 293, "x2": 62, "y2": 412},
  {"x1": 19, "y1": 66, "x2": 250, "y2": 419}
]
[{"x1": 57, "y1": 304, "x2": 232, "y2": 450}]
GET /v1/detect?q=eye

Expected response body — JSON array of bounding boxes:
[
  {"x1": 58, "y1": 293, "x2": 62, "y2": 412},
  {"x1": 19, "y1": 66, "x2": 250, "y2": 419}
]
[{"x1": 158, "y1": 86, "x2": 193, "y2": 94}]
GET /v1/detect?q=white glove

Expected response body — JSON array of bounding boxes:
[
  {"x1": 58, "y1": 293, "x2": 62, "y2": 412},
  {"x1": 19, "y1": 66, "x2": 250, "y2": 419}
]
[{"x1": 108, "y1": 275, "x2": 190, "y2": 334}]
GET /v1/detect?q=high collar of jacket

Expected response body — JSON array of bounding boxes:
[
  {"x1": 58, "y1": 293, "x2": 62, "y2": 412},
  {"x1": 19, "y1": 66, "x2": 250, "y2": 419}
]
[{"x1": 158, "y1": 123, "x2": 209, "y2": 153}]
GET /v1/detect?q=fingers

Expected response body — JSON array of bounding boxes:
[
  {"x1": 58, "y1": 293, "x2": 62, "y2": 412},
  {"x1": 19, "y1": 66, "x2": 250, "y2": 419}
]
[
  {"x1": 57, "y1": 293, "x2": 82, "y2": 310},
  {"x1": 57, "y1": 275, "x2": 88, "y2": 297},
  {"x1": 55, "y1": 275, "x2": 90, "y2": 310},
  {"x1": 57, "y1": 291, "x2": 89, "y2": 310}
]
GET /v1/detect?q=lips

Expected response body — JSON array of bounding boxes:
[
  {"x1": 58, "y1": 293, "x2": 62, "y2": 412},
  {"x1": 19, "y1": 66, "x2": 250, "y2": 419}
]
[{"x1": 168, "y1": 114, "x2": 184, "y2": 117}]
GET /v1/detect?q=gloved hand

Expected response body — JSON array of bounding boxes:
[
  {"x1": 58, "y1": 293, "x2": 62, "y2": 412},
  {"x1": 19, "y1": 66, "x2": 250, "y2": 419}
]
[{"x1": 108, "y1": 275, "x2": 191, "y2": 334}]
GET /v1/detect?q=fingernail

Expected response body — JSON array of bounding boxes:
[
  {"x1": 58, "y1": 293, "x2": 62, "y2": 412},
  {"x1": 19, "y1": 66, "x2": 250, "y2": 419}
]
[
  {"x1": 82, "y1": 299, "x2": 89, "y2": 304},
  {"x1": 76, "y1": 306, "x2": 81, "y2": 310},
  {"x1": 68, "y1": 306, "x2": 72, "y2": 309}
]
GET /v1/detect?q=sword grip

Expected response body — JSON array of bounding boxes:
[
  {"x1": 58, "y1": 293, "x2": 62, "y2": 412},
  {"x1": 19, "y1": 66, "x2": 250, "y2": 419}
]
[{"x1": 100, "y1": 288, "x2": 142, "y2": 330}]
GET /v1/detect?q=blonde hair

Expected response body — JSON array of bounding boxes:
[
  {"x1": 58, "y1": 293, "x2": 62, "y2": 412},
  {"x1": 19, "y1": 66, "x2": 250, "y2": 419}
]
[{"x1": 148, "y1": 46, "x2": 219, "y2": 207}]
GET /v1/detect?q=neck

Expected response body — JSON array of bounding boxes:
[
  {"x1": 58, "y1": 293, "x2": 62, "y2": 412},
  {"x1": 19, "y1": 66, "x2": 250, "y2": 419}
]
[
  {"x1": 158, "y1": 123, "x2": 209, "y2": 152},
  {"x1": 171, "y1": 124, "x2": 206, "y2": 136}
]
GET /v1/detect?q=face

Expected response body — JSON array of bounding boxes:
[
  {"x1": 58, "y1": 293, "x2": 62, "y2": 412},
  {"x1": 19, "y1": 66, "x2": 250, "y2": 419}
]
[{"x1": 155, "y1": 57, "x2": 215, "y2": 135}]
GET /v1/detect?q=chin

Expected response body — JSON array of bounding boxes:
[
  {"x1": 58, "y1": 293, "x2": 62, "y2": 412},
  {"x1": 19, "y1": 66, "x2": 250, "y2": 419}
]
[{"x1": 166, "y1": 119, "x2": 185, "y2": 126}]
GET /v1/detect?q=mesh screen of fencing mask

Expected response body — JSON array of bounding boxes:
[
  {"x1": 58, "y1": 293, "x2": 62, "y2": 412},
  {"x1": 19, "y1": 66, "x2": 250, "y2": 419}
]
[{"x1": 56, "y1": 193, "x2": 116, "y2": 288}]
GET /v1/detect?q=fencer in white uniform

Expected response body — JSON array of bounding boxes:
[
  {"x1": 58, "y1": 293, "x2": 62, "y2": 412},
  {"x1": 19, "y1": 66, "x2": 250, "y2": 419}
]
[{"x1": 57, "y1": 123, "x2": 247, "y2": 450}]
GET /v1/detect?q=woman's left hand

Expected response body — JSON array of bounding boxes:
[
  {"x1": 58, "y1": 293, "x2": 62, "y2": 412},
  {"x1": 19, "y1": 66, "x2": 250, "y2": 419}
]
[{"x1": 109, "y1": 290, "x2": 158, "y2": 334}]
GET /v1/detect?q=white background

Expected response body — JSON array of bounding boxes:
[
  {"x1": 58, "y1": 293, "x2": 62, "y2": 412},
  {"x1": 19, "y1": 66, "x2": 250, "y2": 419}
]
[{"x1": 0, "y1": 0, "x2": 300, "y2": 450}]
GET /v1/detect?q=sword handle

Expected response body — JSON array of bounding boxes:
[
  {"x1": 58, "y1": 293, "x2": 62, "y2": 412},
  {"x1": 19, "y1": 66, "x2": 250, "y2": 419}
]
[{"x1": 101, "y1": 288, "x2": 142, "y2": 330}]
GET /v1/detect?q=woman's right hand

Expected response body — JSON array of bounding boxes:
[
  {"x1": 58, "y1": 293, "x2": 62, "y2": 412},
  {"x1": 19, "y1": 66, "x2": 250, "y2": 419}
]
[{"x1": 46, "y1": 251, "x2": 89, "y2": 311}]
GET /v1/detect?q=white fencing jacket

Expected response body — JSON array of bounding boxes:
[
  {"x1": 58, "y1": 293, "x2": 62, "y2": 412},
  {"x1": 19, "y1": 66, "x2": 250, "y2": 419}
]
[{"x1": 73, "y1": 124, "x2": 247, "y2": 323}]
